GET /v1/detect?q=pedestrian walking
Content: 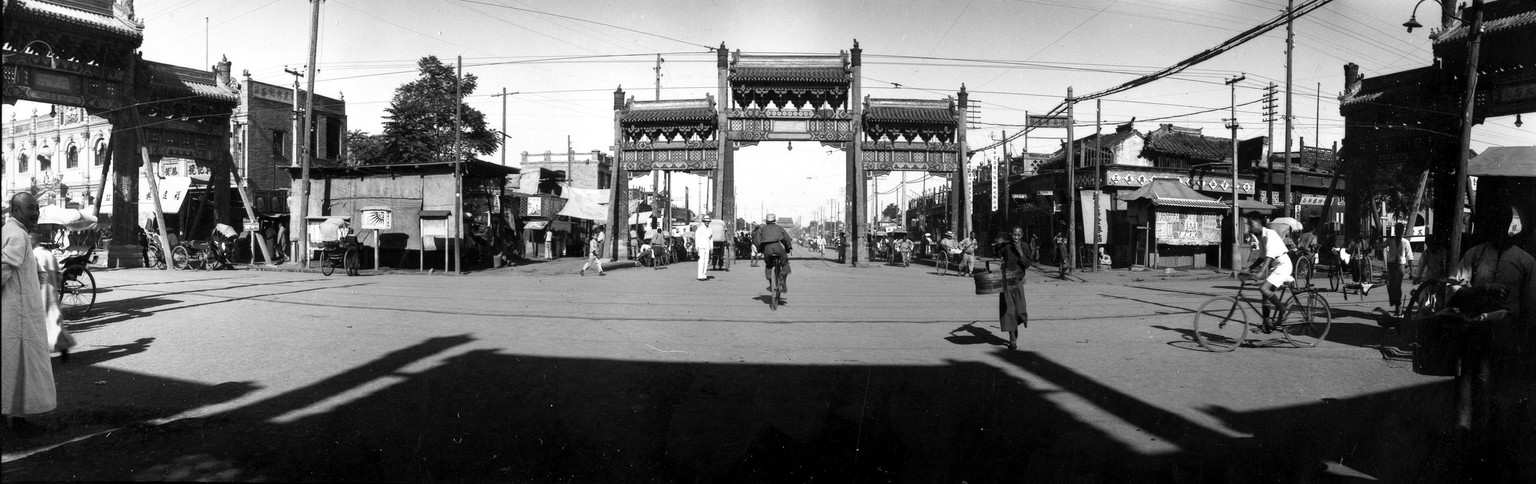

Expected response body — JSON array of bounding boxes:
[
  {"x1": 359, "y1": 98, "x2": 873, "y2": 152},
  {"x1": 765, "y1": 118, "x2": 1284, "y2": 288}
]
[
  {"x1": 960, "y1": 231, "x2": 978, "y2": 276},
  {"x1": 580, "y1": 228, "x2": 605, "y2": 276},
  {"x1": 2, "y1": 193, "x2": 57, "y2": 435},
  {"x1": 32, "y1": 225, "x2": 74, "y2": 364},
  {"x1": 1053, "y1": 231, "x2": 1069, "y2": 277},
  {"x1": 996, "y1": 226, "x2": 1035, "y2": 350},
  {"x1": 1379, "y1": 223, "x2": 1414, "y2": 314},
  {"x1": 694, "y1": 215, "x2": 714, "y2": 281}
]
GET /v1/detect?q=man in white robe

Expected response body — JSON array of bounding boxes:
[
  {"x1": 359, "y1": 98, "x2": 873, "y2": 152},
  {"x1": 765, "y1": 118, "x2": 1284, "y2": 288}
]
[{"x1": 2, "y1": 192, "x2": 56, "y2": 433}]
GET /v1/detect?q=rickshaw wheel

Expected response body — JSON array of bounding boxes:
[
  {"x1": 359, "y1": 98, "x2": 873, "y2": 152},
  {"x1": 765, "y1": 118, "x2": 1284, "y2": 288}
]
[
  {"x1": 321, "y1": 251, "x2": 336, "y2": 276},
  {"x1": 344, "y1": 247, "x2": 359, "y2": 276},
  {"x1": 171, "y1": 246, "x2": 192, "y2": 270}
]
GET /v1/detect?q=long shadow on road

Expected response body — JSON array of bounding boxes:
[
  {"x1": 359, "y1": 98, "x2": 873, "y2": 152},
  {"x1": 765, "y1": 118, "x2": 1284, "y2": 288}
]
[{"x1": 5, "y1": 338, "x2": 1522, "y2": 482}]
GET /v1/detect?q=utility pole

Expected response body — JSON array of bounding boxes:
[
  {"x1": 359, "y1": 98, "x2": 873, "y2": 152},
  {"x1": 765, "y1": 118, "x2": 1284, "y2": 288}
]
[
  {"x1": 1226, "y1": 74, "x2": 1246, "y2": 277},
  {"x1": 1065, "y1": 87, "x2": 1076, "y2": 275},
  {"x1": 1093, "y1": 98, "x2": 1102, "y2": 272},
  {"x1": 1000, "y1": 131, "x2": 1009, "y2": 245},
  {"x1": 298, "y1": 0, "x2": 321, "y2": 268},
  {"x1": 1449, "y1": 0, "x2": 1486, "y2": 271},
  {"x1": 1263, "y1": 82, "x2": 1278, "y2": 204},
  {"x1": 653, "y1": 54, "x2": 664, "y2": 101},
  {"x1": 492, "y1": 88, "x2": 518, "y2": 166},
  {"x1": 453, "y1": 55, "x2": 464, "y2": 273},
  {"x1": 1283, "y1": 0, "x2": 1295, "y2": 216}
]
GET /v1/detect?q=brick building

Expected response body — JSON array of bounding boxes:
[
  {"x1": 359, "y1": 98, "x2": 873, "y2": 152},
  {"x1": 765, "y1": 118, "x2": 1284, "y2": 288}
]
[{"x1": 519, "y1": 150, "x2": 612, "y2": 189}]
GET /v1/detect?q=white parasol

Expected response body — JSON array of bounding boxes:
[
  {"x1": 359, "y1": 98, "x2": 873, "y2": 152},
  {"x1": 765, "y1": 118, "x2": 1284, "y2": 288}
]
[
  {"x1": 1270, "y1": 216, "x2": 1302, "y2": 232},
  {"x1": 38, "y1": 205, "x2": 98, "y2": 231}
]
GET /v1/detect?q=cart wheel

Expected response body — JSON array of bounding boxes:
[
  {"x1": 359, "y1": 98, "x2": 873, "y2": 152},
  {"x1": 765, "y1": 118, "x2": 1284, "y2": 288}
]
[
  {"x1": 147, "y1": 245, "x2": 167, "y2": 270},
  {"x1": 59, "y1": 268, "x2": 96, "y2": 319},
  {"x1": 344, "y1": 248, "x2": 359, "y2": 276},
  {"x1": 171, "y1": 246, "x2": 192, "y2": 270},
  {"x1": 322, "y1": 252, "x2": 336, "y2": 276}
]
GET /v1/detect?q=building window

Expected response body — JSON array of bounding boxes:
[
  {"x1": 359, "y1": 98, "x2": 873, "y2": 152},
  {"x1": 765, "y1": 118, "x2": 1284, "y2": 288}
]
[
  {"x1": 94, "y1": 140, "x2": 106, "y2": 165},
  {"x1": 326, "y1": 117, "x2": 342, "y2": 159},
  {"x1": 14, "y1": 154, "x2": 24, "y2": 173},
  {"x1": 38, "y1": 154, "x2": 50, "y2": 172},
  {"x1": 66, "y1": 145, "x2": 79, "y2": 169},
  {"x1": 272, "y1": 130, "x2": 285, "y2": 159}
]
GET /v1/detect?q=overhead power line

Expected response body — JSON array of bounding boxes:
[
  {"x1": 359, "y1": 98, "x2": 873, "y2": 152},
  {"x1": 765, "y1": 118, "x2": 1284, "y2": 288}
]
[
  {"x1": 970, "y1": 0, "x2": 1335, "y2": 155},
  {"x1": 448, "y1": 0, "x2": 718, "y2": 51}
]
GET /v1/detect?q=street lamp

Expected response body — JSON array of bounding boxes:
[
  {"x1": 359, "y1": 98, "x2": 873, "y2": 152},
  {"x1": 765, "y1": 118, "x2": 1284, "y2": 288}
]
[{"x1": 1403, "y1": 0, "x2": 1463, "y2": 33}]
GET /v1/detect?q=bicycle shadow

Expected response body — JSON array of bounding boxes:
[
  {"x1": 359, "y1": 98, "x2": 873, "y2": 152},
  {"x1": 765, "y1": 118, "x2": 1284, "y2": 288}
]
[
  {"x1": 751, "y1": 295, "x2": 787, "y2": 308},
  {"x1": 1150, "y1": 325, "x2": 1303, "y2": 352},
  {"x1": 944, "y1": 322, "x2": 1008, "y2": 347}
]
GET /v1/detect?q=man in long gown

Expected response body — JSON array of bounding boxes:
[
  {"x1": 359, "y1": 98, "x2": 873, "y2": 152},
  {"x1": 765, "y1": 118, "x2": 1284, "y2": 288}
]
[
  {"x1": 998, "y1": 227, "x2": 1035, "y2": 350},
  {"x1": 2, "y1": 193, "x2": 56, "y2": 434}
]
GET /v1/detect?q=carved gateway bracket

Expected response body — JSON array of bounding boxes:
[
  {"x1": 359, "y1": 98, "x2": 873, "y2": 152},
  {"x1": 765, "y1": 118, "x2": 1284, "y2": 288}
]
[
  {"x1": 860, "y1": 145, "x2": 959, "y2": 173},
  {"x1": 619, "y1": 149, "x2": 719, "y2": 172},
  {"x1": 2, "y1": 52, "x2": 129, "y2": 110}
]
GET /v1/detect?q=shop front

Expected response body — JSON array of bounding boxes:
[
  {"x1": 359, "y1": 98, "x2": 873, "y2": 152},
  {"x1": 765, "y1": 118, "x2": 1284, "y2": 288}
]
[{"x1": 1123, "y1": 179, "x2": 1230, "y2": 269}]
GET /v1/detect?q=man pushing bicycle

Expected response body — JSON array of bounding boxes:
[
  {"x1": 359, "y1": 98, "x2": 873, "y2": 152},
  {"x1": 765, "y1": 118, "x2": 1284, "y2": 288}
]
[{"x1": 751, "y1": 213, "x2": 792, "y2": 294}]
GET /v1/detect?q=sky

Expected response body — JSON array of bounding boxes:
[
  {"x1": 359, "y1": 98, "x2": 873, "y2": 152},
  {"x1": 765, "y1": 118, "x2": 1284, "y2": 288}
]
[{"x1": 18, "y1": 0, "x2": 1536, "y2": 224}]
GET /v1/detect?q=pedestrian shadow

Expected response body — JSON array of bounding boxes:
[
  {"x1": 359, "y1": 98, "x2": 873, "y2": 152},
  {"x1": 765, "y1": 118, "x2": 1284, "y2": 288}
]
[
  {"x1": 65, "y1": 337, "x2": 156, "y2": 366},
  {"x1": 65, "y1": 296, "x2": 181, "y2": 334},
  {"x1": 944, "y1": 321, "x2": 1007, "y2": 347}
]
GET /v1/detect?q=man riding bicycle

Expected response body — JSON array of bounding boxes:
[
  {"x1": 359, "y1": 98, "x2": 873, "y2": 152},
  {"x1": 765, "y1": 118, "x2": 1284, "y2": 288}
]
[
  {"x1": 1244, "y1": 211, "x2": 1295, "y2": 322},
  {"x1": 751, "y1": 213, "x2": 793, "y2": 293}
]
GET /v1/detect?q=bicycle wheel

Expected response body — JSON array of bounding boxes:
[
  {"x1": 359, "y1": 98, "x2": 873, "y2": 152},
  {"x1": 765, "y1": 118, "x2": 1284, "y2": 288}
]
[
  {"x1": 146, "y1": 245, "x2": 167, "y2": 270},
  {"x1": 171, "y1": 246, "x2": 192, "y2": 270},
  {"x1": 344, "y1": 248, "x2": 359, "y2": 276},
  {"x1": 1281, "y1": 291, "x2": 1332, "y2": 347},
  {"x1": 1327, "y1": 264, "x2": 1342, "y2": 292},
  {"x1": 59, "y1": 268, "x2": 96, "y2": 319},
  {"x1": 1193, "y1": 296, "x2": 1249, "y2": 352},
  {"x1": 1295, "y1": 257, "x2": 1314, "y2": 289},
  {"x1": 769, "y1": 267, "x2": 780, "y2": 311},
  {"x1": 322, "y1": 252, "x2": 336, "y2": 276}
]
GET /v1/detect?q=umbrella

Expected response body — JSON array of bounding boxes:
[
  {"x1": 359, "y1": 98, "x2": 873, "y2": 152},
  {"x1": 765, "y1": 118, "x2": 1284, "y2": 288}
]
[
  {"x1": 1271, "y1": 216, "x2": 1302, "y2": 232},
  {"x1": 39, "y1": 206, "x2": 97, "y2": 231}
]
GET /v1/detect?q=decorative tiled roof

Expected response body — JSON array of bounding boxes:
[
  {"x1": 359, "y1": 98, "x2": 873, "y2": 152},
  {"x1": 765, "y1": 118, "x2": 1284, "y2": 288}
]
[
  {"x1": 1469, "y1": 146, "x2": 1536, "y2": 177},
  {"x1": 1435, "y1": 4, "x2": 1536, "y2": 43},
  {"x1": 1143, "y1": 125, "x2": 1230, "y2": 162},
  {"x1": 621, "y1": 98, "x2": 717, "y2": 124},
  {"x1": 864, "y1": 98, "x2": 953, "y2": 124},
  {"x1": 731, "y1": 66, "x2": 850, "y2": 84},
  {"x1": 1122, "y1": 179, "x2": 1227, "y2": 210},
  {"x1": 144, "y1": 61, "x2": 238, "y2": 103},
  {"x1": 730, "y1": 54, "x2": 850, "y2": 84},
  {"x1": 13, "y1": 0, "x2": 144, "y2": 39}
]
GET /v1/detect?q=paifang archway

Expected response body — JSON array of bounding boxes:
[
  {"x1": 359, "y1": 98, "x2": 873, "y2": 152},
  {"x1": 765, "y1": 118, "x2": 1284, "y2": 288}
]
[
  {"x1": 608, "y1": 41, "x2": 970, "y2": 266},
  {"x1": 2, "y1": 0, "x2": 268, "y2": 267}
]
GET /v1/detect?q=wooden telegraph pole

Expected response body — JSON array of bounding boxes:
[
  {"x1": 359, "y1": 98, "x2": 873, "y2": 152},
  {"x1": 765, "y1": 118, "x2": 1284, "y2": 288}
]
[
  {"x1": 297, "y1": 0, "x2": 321, "y2": 268},
  {"x1": 1065, "y1": 88, "x2": 1076, "y2": 275}
]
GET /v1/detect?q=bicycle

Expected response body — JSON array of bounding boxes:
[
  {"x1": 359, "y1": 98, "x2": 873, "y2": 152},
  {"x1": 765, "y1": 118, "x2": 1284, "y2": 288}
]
[
  {"x1": 1192, "y1": 274, "x2": 1334, "y2": 352},
  {"x1": 765, "y1": 252, "x2": 788, "y2": 310}
]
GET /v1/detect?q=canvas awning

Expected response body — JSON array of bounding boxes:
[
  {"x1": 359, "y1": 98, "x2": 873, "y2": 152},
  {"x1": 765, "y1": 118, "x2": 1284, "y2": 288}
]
[
  {"x1": 1122, "y1": 179, "x2": 1228, "y2": 210},
  {"x1": 1225, "y1": 199, "x2": 1280, "y2": 212},
  {"x1": 99, "y1": 176, "x2": 195, "y2": 214},
  {"x1": 556, "y1": 187, "x2": 611, "y2": 222},
  {"x1": 1469, "y1": 146, "x2": 1536, "y2": 177}
]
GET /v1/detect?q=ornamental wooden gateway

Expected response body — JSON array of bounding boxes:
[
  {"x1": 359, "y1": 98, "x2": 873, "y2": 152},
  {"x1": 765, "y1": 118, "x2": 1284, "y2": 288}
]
[{"x1": 608, "y1": 41, "x2": 971, "y2": 266}]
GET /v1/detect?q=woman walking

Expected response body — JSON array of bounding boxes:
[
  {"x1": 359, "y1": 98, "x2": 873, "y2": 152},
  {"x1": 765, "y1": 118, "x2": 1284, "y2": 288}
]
[{"x1": 997, "y1": 226, "x2": 1035, "y2": 350}]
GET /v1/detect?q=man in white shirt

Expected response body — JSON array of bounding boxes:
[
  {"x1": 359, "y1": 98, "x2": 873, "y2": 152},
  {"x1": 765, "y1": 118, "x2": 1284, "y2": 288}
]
[
  {"x1": 1245, "y1": 211, "x2": 1294, "y2": 322},
  {"x1": 1380, "y1": 223, "x2": 1415, "y2": 314},
  {"x1": 694, "y1": 214, "x2": 714, "y2": 281}
]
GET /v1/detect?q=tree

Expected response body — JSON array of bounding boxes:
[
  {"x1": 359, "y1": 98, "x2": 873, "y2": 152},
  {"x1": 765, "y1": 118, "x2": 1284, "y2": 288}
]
[
  {"x1": 882, "y1": 203, "x2": 900, "y2": 221},
  {"x1": 379, "y1": 56, "x2": 499, "y2": 164},
  {"x1": 345, "y1": 130, "x2": 386, "y2": 166}
]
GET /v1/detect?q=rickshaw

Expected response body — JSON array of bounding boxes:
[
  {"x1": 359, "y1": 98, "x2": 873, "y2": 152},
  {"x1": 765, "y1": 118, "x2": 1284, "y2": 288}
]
[
  {"x1": 315, "y1": 217, "x2": 360, "y2": 276},
  {"x1": 38, "y1": 206, "x2": 100, "y2": 319}
]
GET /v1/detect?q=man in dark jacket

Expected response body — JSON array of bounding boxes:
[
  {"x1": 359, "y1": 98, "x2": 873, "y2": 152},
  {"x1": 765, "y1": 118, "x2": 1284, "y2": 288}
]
[{"x1": 751, "y1": 213, "x2": 793, "y2": 293}]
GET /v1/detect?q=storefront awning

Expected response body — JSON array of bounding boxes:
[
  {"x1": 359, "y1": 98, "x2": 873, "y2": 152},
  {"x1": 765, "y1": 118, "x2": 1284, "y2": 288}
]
[
  {"x1": 1123, "y1": 179, "x2": 1228, "y2": 210},
  {"x1": 98, "y1": 176, "x2": 195, "y2": 215}
]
